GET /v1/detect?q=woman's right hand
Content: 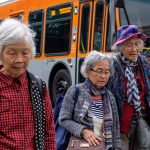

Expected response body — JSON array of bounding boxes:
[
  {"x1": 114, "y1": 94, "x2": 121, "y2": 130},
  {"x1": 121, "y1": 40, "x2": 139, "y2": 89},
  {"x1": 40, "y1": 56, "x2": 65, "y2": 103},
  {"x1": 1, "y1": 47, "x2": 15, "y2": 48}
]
[{"x1": 81, "y1": 128, "x2": 102, "y2": 146}]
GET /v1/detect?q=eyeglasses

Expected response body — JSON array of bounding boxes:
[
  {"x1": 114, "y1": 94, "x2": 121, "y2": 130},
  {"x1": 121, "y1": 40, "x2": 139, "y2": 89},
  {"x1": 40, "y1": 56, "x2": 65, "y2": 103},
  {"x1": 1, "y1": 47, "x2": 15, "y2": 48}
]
[
  {"x1": 90, "y1": 68, "x2": 110, "y2": 76},
  {"x1": 124, "y1": 41, "x2": 142, "y2": 50}
]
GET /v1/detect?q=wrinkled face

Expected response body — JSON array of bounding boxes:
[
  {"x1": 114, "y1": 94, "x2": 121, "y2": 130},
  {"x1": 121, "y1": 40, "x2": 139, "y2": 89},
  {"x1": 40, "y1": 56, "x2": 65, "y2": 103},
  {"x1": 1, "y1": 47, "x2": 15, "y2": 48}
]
[
  {"x1": 1, "y1": 41, "x2": 32, "y2": 78},
  {"x1": 87, "y1": 60, "x2": 111, "y2": 89},
  {"x1": 121, "y1": 38, "x2": 142, "y2": 61}
]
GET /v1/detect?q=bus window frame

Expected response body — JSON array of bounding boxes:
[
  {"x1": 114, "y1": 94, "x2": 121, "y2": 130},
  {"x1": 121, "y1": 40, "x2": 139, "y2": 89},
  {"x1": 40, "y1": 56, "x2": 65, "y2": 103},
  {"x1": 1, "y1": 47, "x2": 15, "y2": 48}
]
[
  {"x1": 104, "y1": 0, "x2": 115, "y2": 52},
  {"x1": 28, "y1": 9, "x2": 44, "y2": 57},
  {"x1": 44, "y1": 2, "x2": 73, "y2": 56},
  {"x1": 91, "y1": 0, "x2": 105, "y2": 52},
  {"x1": 78, "y1": 1, "x2": 93, "y2": 54}
]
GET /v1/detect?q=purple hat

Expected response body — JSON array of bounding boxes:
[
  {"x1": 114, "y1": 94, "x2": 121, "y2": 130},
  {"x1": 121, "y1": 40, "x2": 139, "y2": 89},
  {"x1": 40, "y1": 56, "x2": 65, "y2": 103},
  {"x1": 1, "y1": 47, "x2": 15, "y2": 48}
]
[{"x1": 113, "y1": 25, "x2": 147, "y2": 46}]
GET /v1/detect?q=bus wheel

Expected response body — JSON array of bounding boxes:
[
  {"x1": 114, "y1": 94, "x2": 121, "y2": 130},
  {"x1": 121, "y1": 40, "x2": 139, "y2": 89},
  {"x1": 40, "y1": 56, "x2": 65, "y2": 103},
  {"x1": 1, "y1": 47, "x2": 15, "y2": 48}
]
[{"x1": 52, "y1": 69, "x2": 71, "y2": 106}]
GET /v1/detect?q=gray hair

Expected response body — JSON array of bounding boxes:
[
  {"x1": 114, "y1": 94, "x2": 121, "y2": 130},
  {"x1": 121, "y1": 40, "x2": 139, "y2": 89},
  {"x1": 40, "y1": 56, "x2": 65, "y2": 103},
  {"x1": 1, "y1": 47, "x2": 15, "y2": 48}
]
[
  {"x1": 80, "y1": 51, "x2": 114, "y2": 78},
  {"x1": 0, "y1": 18, "x2": 36, "y2": 59},
  {"x1": 111, "y1": 39, "x2": 144, "y2": 53}
]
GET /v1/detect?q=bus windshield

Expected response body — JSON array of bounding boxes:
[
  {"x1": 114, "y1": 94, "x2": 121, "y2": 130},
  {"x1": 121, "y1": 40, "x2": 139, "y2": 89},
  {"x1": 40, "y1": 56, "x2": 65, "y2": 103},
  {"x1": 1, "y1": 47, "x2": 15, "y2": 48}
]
[
  {"x1": 120, "y1": 0, "x2": 150, "y2": 53},
  {"x1": 120, "y1": 0, "x2": 150, "y2": 29}
]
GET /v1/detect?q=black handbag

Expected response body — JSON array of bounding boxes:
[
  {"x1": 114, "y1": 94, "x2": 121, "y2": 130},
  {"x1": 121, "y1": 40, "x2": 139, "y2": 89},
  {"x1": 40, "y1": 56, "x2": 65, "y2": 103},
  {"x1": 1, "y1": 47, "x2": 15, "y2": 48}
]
[{"x1": 136, "y1": 116, "x2": 150, "y2": 150}]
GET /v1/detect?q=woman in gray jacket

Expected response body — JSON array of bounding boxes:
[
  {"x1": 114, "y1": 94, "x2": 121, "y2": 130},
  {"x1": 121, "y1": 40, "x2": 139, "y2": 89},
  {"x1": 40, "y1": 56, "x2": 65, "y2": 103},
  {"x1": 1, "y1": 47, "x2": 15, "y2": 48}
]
[{"x1": 59, "y1": 51, "x2": 121, "y2": 150}]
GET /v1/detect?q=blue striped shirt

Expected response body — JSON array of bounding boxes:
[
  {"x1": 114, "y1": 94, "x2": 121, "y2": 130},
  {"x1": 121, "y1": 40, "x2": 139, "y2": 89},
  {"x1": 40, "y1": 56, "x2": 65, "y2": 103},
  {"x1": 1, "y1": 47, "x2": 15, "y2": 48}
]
[{"x1": 91, "y1": 98, "x2": 103, "y2": 119}]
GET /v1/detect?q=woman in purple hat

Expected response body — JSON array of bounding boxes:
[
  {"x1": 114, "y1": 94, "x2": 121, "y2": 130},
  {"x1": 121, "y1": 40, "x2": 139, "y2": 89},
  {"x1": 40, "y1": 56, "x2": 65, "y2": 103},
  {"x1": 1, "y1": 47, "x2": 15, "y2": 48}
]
[{"x1": 108, "y1": 25, "x2": 150, "y2": 150}]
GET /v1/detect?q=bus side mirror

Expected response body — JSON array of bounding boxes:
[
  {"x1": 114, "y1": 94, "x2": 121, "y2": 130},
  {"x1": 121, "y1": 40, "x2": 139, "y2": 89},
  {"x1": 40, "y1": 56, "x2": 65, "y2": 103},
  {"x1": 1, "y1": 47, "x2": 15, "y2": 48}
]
[{"x1": 115, "y1": 0, "x2": 125, "y2": 8}]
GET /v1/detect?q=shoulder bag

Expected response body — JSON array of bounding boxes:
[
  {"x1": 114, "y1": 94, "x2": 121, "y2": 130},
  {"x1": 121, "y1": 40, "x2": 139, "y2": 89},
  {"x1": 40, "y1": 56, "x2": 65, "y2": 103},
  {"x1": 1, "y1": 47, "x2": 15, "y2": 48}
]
[
  {"x1": 136, "y1": 114, "x2": 150, "y2": 149},
  {"x1": 67, "y1": 136, "x2": 104, "y2": 150},
  {"x1": 54, "y1": 86, "x2": 80, "y2": 150}
]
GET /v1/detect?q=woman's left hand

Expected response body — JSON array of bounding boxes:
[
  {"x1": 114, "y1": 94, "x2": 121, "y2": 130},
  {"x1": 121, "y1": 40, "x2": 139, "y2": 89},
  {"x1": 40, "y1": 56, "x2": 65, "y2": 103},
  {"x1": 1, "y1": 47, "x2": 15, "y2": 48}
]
[{"x1": 81, "y1": 128, "x2": 102, "y2": 146}]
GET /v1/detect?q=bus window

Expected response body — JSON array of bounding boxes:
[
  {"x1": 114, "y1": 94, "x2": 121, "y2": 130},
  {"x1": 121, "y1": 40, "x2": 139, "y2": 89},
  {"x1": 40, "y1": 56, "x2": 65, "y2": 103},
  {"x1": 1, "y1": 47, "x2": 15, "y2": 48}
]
[
  {"x1": 93, "y1": 1, "x2": 104, "y2": 51},
  {"x1": 120, "y1": 0, "x2": 150, "y2": 35},
  {"x1": 80, "y1": 4, "x2": 90, "y2": 53},
  {"x1": 45, "y1": 4, "x2": 72, "y2": 55},
  {"x1": 28, "y1": 10, "x2": 44, "y2": 57},
  {"x1": 120, "y1": 0, "x2": 150, "y2": 51}
]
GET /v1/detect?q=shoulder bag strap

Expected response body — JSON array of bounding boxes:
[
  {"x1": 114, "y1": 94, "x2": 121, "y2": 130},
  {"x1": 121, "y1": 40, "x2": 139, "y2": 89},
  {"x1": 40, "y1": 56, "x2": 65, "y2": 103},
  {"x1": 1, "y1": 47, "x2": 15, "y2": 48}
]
[
  {"x1": 113, "y1": 56, "x2": 125, "y2": 75},
  {"x1": 74, "y1": 86, "x2": 79, "y2": 103},
  {"x1": 27, "y1": 71, "x2": 46, "y2": 150},
  {"x1": 27, "y1": 71, "x2": 44, "y2": 99},
  {"x1": 36, "y1": 77, "x2": 44, "y2": 99}
]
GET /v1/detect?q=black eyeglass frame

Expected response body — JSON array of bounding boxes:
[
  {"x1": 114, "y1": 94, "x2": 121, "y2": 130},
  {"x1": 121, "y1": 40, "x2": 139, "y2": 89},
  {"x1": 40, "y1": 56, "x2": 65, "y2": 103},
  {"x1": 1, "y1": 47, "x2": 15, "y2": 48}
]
[{"x1": 90, "y1": 68, "x2": 111, "y2": 76}]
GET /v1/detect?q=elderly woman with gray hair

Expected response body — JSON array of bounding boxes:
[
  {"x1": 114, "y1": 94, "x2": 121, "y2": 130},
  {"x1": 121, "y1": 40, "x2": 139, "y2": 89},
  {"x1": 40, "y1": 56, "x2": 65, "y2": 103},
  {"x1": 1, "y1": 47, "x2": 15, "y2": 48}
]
[
  {"x1": 108, "y1": 25, "x2": 150, "y2": 150},
  {"x1": 59, "y1": 51, "x2": 121, "y2": 150},
  {"x1": 0, "y1": 18, "x2": 56, "y2": 150}
]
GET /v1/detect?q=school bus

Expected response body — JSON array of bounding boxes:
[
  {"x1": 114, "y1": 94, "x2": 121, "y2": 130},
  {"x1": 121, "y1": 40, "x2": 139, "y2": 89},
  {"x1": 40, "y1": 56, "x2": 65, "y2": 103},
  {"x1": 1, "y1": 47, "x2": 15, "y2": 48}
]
[{"x1": 0, "y1": 0, "x2": 150, "y2": 106}]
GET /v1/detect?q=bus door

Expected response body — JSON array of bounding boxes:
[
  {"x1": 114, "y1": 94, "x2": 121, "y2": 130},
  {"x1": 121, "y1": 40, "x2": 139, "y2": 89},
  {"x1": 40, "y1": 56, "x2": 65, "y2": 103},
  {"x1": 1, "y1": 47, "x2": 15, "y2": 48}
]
[
  {"x1": 90, "y1": 0, "x2": 105, "y2": 52},
  {"x1": 76, "y1": 0, "x2": 93, "y2": 83},
  {"x1": 76, "y1": 0, "x2": 105, "y2": 83},
  {"x1": 78, "y1": 0, "x2": 93, "y2": 54}
]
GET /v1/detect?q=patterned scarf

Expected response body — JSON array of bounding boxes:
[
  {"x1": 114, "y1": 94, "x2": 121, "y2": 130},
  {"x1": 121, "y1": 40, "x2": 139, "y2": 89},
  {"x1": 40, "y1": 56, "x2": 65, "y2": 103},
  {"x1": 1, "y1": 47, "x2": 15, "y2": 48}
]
[
  {"x1": 85, "y1": 79, "x2": 113, "y2": 150},
  {"x1": 119, "y1": 54, "x2": 141, "y2": 112}
]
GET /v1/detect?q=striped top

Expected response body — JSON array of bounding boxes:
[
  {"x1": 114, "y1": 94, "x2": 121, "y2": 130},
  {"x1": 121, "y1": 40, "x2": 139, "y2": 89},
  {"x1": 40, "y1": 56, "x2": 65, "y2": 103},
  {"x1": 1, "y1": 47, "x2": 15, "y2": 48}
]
[
  {"x1": 91, "y1": 97, "x2": 104, "y2": 137},
  {"x1": 91, "y1": 97, "x2": 103, "y2": 119}
]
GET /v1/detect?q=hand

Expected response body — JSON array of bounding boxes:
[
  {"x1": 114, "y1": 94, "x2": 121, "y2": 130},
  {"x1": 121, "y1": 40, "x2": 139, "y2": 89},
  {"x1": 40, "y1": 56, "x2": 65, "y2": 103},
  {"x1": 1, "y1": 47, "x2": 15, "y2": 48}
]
[{"x1": 81, "y1": 128, "x2": 102, "y2": 146}]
